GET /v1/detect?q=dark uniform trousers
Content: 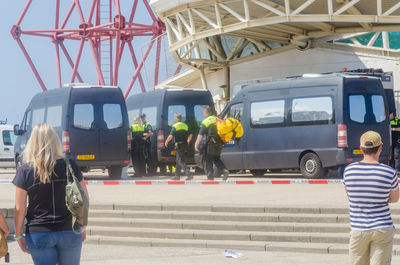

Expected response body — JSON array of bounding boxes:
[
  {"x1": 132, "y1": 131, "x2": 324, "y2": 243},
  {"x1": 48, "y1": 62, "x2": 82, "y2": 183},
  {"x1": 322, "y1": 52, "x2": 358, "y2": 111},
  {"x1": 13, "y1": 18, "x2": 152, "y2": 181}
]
[
  {"x1": 175, "y1": 143, "x2": 191, "y2": 177},
  {"x1": 131, "y1": 141, "x2": 146, "y2": 176},
  {"x1": 205, "y1": 153, "x2": 226, "y2": 180},
  {"x1": 204, "y1": 141, "x2": 226, "y2": 180}
]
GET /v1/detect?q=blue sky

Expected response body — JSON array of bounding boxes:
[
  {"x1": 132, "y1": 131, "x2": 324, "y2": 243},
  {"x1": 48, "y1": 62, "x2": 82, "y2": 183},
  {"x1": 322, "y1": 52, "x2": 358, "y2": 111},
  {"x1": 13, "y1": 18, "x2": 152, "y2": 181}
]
[{"x1": 0, "y1": 1, "x2": 175, "y2": 124}]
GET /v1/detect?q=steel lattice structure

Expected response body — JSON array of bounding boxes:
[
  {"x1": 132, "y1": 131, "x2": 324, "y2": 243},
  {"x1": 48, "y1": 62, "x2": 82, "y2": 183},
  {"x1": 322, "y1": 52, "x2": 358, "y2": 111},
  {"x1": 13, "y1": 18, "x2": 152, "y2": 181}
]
[
  {"x1": 11, "y1": 0, "x2": 168, "y2": 99},
  {"x1": 151, "y1": 0, "x2": 400, "y2": 71}
]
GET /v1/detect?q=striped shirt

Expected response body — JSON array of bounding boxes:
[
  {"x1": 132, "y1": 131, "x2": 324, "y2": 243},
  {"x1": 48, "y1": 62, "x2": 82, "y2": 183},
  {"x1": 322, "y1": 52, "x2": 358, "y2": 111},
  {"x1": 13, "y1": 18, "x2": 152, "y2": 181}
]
[{"x1": 344, "y1": 162, "x2": 398, "y2": 231}]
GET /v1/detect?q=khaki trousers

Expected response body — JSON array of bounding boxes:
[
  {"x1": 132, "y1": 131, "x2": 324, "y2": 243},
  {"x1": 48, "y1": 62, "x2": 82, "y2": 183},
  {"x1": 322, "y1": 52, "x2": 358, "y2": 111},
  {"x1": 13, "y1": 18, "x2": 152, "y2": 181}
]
[{"x1": 349, "y1": 227, "x2": 395, "y2": 265}]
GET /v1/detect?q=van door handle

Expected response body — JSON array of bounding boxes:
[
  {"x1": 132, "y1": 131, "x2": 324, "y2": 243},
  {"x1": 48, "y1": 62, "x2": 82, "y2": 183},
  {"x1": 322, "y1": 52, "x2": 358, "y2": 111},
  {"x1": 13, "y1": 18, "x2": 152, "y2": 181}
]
[{"x1": 4, "y1": 148, "x2": 9, "y2": 151}]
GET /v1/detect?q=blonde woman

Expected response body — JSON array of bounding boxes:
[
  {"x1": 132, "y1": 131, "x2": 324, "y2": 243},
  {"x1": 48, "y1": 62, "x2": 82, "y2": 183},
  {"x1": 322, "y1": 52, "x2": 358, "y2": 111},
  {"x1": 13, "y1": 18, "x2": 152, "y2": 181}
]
[{"x1": 13, "y1": 123, "x2": 89, "y2": 265}]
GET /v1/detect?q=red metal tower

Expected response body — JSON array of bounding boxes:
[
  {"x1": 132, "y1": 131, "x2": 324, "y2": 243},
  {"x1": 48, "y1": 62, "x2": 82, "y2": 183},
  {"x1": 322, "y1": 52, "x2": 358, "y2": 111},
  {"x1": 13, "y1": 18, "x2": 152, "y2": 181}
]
[{"x1": 11, "y1": 0, "x2": 168, "y2": 99}]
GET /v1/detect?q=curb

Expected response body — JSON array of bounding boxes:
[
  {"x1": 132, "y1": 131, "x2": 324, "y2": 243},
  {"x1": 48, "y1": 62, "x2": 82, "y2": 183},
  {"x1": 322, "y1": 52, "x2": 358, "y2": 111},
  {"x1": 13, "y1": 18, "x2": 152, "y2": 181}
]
[{"x1": 0, "y1": 179, "x2": 344, "y2": 185}]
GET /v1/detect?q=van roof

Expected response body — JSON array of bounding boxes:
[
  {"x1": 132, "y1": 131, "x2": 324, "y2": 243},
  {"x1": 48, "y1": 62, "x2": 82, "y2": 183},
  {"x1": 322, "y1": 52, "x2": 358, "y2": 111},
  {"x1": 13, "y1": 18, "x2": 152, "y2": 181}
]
[
  {"x1": 155, "y1": 85, "x2": 207, "y2": 91},
  {"x1": 239, "y1": 73, "x2": 379, "y2": 94},
  {"x1": 63, "y1": 83, "x2": 119, "y2": 89}
]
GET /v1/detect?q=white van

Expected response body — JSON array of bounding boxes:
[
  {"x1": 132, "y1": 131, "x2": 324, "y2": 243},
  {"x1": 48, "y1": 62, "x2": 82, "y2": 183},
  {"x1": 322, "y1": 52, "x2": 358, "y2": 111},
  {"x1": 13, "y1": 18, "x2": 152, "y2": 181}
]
[{"x1": 0, "y1": 125, "x2": 16, "y2": 168}]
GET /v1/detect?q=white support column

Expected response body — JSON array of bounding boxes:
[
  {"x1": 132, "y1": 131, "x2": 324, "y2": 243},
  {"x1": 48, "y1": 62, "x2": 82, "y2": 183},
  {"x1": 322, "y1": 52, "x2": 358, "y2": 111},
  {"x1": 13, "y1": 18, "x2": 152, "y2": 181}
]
[
  {"x1": 328, "y1": 0, "x2": 333, "y2": 15},
  {"x1": 382, "y1": 31, "x2": 389, "y2": 49},
  {"x1": 243, "y1": 0, "x2": 250, "y2": 21},
  {"x1": 200, "y1": 67, "x2": 208, "y2": 90},
  {"x1": 377, "y1": 0, "x2": 382, "y2": 16},
  {"x1": 215, "y1": 4, "x2": 222, "y2": 28}
]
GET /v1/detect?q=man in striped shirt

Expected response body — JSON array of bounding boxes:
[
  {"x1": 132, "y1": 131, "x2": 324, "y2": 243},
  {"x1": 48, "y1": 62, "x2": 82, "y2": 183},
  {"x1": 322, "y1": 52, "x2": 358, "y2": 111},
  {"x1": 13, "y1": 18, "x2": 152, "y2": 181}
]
[{"x1": 344, "y1": 131, "x2": 399, "y2": 265}]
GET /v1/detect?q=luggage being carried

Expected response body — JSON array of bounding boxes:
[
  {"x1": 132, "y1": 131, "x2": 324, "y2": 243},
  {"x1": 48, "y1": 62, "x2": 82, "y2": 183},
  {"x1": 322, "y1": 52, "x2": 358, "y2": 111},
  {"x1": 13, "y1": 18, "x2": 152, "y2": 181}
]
[{"x1": 216, "y1": 117, "x2": 243, "y2": 143}]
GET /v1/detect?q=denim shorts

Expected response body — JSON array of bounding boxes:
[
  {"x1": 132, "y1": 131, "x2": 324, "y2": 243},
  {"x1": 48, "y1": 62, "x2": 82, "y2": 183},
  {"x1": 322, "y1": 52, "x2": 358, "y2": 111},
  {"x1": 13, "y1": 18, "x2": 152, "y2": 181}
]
[{"x1": 26, "y1": 231, "x2": 82, "y2": 265}]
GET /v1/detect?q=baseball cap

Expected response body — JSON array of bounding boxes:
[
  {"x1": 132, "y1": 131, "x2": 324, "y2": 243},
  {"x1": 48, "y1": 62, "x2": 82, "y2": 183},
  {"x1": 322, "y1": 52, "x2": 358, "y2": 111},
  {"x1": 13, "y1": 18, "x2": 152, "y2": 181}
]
[
  {"x1": 360, "y1": 131, "x2": 382, "y2": 148},
  {"x1": 140, "y1": 113, "x2": 146, "y2": 118}
]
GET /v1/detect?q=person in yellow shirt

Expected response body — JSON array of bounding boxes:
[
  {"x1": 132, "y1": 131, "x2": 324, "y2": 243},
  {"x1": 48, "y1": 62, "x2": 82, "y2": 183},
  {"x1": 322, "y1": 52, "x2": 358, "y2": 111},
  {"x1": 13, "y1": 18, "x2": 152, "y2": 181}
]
[
  {"x1": 131, "y1": 116, "x2": 146, "y2": 177},
  {"x1": 165, "y1": 113, "x2": 193, "y2": 180}
]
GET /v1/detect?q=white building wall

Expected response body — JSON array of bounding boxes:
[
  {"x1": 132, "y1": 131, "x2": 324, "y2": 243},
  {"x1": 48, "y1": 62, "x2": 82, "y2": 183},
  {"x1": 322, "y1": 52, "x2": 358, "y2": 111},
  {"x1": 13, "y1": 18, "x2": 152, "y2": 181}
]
[
  {"x1": 230, "y1": 48, "x2": 400, "y2": 96},
  {"x1": 183, "y1": 47, "x2": 400, "y2": 111}
]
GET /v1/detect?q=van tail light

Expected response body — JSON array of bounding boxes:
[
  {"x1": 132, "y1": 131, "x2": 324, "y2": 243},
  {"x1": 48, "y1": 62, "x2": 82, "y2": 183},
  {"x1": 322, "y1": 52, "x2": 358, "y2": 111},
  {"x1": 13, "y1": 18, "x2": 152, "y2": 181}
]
[
  {"x1": 157, "y1": 130, "x2": 164, "y2": 150},
  {"x1": 337, "y1": 124, "x2": 348, "y2": 148},
  {"x1": 127, "y1": 130, "x2": 131, "y2": 151},
  {"x1": 62, "y1": 131, "x2": 70, "y2": 153}
]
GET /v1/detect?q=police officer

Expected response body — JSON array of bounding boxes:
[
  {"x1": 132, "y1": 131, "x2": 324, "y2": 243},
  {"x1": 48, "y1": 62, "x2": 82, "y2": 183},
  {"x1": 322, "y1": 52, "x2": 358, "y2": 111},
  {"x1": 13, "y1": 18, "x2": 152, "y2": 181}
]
[
  {"x1": 195, "y1": 106, "x2": 228, "y2": 181},
  {"x1": 131, "y1": 116, "x2": 146, "y2": 177},
  {"x1": 391, "y1": 114, "x2": 400, "y2": 171},
  {"x1": 165, "y1": 113, "x2": 193, "y2": 180},
  {"x1": 140, "y1": 113, "x2": 154, "y2": 175}
]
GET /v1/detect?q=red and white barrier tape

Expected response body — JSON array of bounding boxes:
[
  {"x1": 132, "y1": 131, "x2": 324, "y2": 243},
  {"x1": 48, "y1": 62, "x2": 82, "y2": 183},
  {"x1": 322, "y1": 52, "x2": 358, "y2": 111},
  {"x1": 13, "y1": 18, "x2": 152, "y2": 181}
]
[{"x1": 0, "y1": 179, "x2": 344, "y2": 185}]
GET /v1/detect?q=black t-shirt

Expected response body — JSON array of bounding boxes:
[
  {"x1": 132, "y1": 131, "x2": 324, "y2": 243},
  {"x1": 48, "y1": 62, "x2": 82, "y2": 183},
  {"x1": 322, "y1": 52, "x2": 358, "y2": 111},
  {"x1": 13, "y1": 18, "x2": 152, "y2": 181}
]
[{"x1": 12, "y1": 159, "x2": 83, "y2": 234}]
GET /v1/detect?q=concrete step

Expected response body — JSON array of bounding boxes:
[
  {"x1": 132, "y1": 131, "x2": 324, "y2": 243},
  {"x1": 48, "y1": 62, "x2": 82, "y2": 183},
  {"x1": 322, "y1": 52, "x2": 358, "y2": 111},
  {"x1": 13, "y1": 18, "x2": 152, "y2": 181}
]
[
  {"x1": 89, "y1": 210, "x2": 350, "y2": 223},
  {"x1": 86, "y1": 235, "x2": 400, "y2": 255},
  {"x1": 87, "y1": 226, "x2": 400, "y2": 245},
  {"x1": 88, "y1": 217, "x2": 351, "y2": 233},
  {"x1": 85, "y1": 235, "x2": 350, "y2": 254},
  {"x1": 90, "y1": 203, "x2": 350, "y2": 214}
]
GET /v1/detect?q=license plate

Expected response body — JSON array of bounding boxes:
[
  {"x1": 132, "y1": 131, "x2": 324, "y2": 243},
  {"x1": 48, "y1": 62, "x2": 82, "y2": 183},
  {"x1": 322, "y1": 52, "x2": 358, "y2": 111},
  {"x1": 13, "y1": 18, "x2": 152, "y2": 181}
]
[
  {"x1": 171, "y1": 151, "x2": 175, "y2": 156},
  {"x1": 76, "y1": 154, "x2": 95, "y2": 160},
  {"x1": 353, "y1": 149, "x2": 363, "y2": 155}
]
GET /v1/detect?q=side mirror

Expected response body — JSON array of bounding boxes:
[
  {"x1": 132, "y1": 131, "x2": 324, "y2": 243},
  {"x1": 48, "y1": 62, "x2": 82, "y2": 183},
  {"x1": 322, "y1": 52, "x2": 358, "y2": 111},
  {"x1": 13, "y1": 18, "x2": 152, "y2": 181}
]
[{"x1": 13, "y1": 124, "x2": 21, "y2": 136}]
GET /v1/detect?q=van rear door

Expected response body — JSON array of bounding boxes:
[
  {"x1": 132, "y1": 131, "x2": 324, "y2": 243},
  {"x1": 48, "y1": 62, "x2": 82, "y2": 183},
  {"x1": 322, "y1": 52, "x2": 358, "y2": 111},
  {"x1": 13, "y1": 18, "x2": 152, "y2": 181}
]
[
  {"x1": 99, "y1": 102, "x2": 128, "y2": 162},
  {"x1": 69, "y1": 102, "x2": 100, "y2": 162},
  {"x1": 344, "y1": 78, "x2": 391, "y2": 161},
  {"x1": 161, "y1": 90, "x2": 214, "y2": 163}
]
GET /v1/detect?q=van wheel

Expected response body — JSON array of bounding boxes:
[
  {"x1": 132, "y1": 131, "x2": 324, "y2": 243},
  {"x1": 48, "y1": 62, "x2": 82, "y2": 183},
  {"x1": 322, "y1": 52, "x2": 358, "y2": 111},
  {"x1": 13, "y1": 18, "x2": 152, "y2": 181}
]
[
  {"x1": 300, "y1": 153, "x2": 326, "y2": 179},
  {"x1": 250, "y1": 169, "x2": 266, "y2": 177},
  {"x1": 108, "y1": 166, "x2": 123, "y2": 179}
]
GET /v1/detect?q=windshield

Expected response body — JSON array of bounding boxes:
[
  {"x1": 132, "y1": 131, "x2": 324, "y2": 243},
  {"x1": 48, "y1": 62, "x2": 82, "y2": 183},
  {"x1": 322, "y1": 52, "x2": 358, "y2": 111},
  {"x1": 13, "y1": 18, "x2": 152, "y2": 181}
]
[{"x1": 3, "y1": 130, "x2": 17, "y2": 146}]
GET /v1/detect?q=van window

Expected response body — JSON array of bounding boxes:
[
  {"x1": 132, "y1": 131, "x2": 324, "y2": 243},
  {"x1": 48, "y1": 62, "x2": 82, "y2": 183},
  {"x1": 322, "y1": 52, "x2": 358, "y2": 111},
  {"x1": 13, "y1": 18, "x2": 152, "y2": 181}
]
[
  {"x1": 142, "y1": 107, "x2": 157, "y2": 127},
  {"x1": 224, "y1": 103, "x2": 244, "y2": 121},
  {"x1": 73, "y1": 104, "x2": 94, "y2": 130},
  {"x1": 371, "y1": 95, "x2": 386, "y2": 123},
  {"x1": 168, "y1": 105, "x2": 186, "y2": 126},
  {"x1": 251, "y1": 100, "x2": 285, "y2": 127},
  {"x1": 194, "y1": 105, "x2": 210, "y2": 125},
  {"x1": 26, "y1": 110, "x2": 32, "y2": 130},
  {"x1": 21, "y1": 110, "x2": 32, "y2": 131},
  {"x1": 292, "y1": 97, "x2": 333, "y2": 123},
  {"x1": 128, "y1": 109, "x2": 140, "y2": 125},
  {"x1": 103, "y1": 104, "x2": 123, "y2": 129},
  {"x1": 2, "y1": 130, "x2": 16, "y2": 146},
  {"x1": 46, "y1": 105, "x2": 62, "y2": 128},
  {"x1": 32, "y1": 108, "x2": 45, "y2": 128},
  {"x1": 349, "y1": 95, "x2": 366, "y2": 123}
]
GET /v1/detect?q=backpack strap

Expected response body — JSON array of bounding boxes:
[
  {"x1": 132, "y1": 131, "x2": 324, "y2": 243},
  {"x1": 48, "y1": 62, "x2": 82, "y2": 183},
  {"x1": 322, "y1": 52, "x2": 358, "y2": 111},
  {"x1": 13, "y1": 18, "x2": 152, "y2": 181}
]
[
  {"x1": 228, "y1": 118, "x2": 239, "y2": 140},
  {"x1": 64, "y1": 158, "x2": 84, "y2": 235}
]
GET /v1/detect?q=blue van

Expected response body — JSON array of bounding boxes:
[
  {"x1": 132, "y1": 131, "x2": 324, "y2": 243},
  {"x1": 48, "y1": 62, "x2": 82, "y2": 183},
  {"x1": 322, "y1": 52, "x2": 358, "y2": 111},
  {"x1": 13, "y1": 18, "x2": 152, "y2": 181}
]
[
  {"x1": 126, "y1": 87, "x2": 215, "y2": 171},
  {"x1": 14, "y1": 84, "x2": 130, "y2": 179},
  {"x1": 220, "y1": 74, "x2": 391, "y2": 179}
]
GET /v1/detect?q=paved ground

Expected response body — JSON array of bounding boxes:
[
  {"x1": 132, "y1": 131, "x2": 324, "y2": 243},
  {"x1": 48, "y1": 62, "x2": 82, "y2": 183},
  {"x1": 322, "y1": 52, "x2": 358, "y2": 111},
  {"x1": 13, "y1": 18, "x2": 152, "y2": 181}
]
[
  {"x1": 9, "y1": 242, "x2": 400, "y2": 265},
  {"x1": 0, "y1": 169, "x2": 346, "y2": 208},
  {"x1": 1, "y1": 168, "x2": 399, "y2": 264}
]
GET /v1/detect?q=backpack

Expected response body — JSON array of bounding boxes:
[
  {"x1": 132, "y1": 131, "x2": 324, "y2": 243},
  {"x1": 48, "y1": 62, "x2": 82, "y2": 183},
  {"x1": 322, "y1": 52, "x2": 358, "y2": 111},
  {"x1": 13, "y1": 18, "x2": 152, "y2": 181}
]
[
  {"x1": 216, "y1": 117, "x2": 244, "y2": 143},
  {"x1": 0, "y1": 229, "x2": 7, "y2": 259},
  {"x1": 65, "y1": 158, "x2": 89, "y2": 234}
]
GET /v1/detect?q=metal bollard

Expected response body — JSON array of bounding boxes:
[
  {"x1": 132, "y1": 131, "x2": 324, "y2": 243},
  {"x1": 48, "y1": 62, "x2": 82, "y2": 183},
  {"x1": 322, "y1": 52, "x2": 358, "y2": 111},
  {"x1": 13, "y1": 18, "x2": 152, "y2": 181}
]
[{"x1": 4, "y1": 252, "x2": 9, "y2": 263}]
